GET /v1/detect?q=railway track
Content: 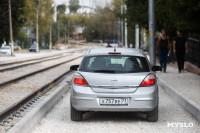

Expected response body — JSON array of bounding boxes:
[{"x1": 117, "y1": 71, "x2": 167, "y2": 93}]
[
  {"x1": 0, "y1": 49, "x2": 87, "y2": 72},
  {"x1": 0, "y1": 54, "x2": 83, "y2": 89},
  {"x1": 0, "y1": 54, "x2": 69, "y2": 73},
  {"x1": 0, "y1": 52, "x2": 65, "y2": 67},
  {"x1": 0, "y1": 55, "x2": 81, "y2": 125},
  {"x1": 0, "y1": 70, "x2": 74, "y2": 126}
]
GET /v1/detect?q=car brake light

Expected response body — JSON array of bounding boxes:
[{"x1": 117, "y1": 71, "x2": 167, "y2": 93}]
[
  {"x1": 74, "y1": 73, "x2": 88, "y2": 86},
  {"x1": 140, "y1": 74, "x2": 155, "y2": 87},
  {"x1": 108, "y1": 52, "x2": 121, "y2": 55}
]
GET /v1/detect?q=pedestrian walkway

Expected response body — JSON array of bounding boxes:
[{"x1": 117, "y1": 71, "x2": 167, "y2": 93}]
[
  {"x1": 157, "y1": 65, "x2": 200, "y2": 121},
  {"x1": 157, "y1": 66, "x2": 200, "y2": 105}
]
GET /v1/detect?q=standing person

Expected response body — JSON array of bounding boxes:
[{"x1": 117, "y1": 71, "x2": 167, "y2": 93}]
[
  {"x1": 156, "y1": 29, "x2": 171, "y2": 72},
  {"x1": 129, "y1": 43, "x2": 133, "y2": 48},
  {"x1": 106, "y1": 41, "x2": 112, "y2": 47},
  {"x1": 173, "y1": 29, "x2": 188, "y2": 73}
]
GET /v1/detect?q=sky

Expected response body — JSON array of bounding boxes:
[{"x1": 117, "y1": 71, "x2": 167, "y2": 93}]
[
  {"x1": 53, "y1": 0, "x2": 112, "y2": 14},
  {"x1": 53, "y1": 0, "x2": 112, "y2": 8}
]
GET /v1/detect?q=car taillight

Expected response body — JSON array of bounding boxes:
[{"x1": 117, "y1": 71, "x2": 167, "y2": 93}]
[
  {"x1": 108, "y1": 52, "x2": 121, "y2": 55},
  {"x1": 140, "y1": 74, "x2": 155, "y2": 87},
  {"x1": 74, "y1": 73, "x2": 88, "y2": 86}
]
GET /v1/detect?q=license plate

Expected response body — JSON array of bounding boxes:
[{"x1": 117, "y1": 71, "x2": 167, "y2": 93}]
[{"x1": 99, "y1": 98, "x2": 129, "y2": 106}]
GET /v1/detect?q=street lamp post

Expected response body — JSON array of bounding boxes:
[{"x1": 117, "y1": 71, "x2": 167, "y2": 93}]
[
  {"x1": 49, "y1": 22, "x2": 52, "y2": 51},
  {"x1": 8, "y1": 0, "x2": 14, "y2": 55},
  {"x1": 58, "y1": 22, "x2": 60, "y2": 45},
  {"x1": 149, "y1": 0, "x2": 156, "y2": 65},
  {"x1": 35, "y1": 0, "x2": 47, "y2": 52},
  {"x1": 124, "y1": 5, "x2": 128, "y2": 48},
  {"x1": 135, "y1": 24, "x2": 139, "y2": 49},
  {"x1": 68, "y1": 20, "x2": 70, "y2": 45},
  {"x1": 117, "y1": 17, "x2": 121, "y2": 43},
  {"x1": 36, "y1": 6, "x2": 39, "y2": 52},
  {"x1": 65, "y1": 23, "x2": 66, "y2": 44},
  {"x1": 121, "y1": 5, "x2": 124, "y2": 46}
]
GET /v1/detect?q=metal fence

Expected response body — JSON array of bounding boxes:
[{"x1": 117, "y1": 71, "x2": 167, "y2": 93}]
[{"x1": 187, "y1": 34, "x2": 200, "y2": 68}]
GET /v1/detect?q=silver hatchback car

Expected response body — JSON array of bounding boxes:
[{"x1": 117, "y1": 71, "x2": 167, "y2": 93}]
[{"x1": 70, "y1": 48, "x2": 162, "y2": 122}]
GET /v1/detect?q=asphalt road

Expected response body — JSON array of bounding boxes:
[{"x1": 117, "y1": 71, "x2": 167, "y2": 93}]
[{"x1": 32, "y1": 85, "x2": 200, "y2": 133}]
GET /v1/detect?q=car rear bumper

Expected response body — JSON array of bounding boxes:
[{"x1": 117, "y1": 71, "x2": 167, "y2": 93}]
[{"x1": 70, "y1": 84, "x2": 158, "y2": 112}]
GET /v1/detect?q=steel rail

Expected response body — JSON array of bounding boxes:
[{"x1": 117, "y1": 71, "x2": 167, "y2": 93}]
[
  {"x1": 0, "y1": 70, "x2": 74, "y2": 122},
  {"x1": 0, "y1": 53, "x2": 65, "y2": 67},
  {"x1": 0, "y1": 55, "x2": 83, "y2": 89},
  {"x1": 0, "y1": 54, "x2": 69, "y2": 72},
  {"x1": 0, "y1": 48, "x2": 87, "y2": 67}
]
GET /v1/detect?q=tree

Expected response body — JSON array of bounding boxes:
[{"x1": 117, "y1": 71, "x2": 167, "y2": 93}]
[
  {"x1": 57, "y1": 4, "x2": 66, "y2": 14},
  {"x1": 0, "y1": 0, "x2": 26, "y2": 46},
  {"x1": 111, "y1": 0, "x2": 124, "y2": 17},
  {"x1": 83, "y1": 6, "x2": 118, "y2": 42},
  {"x1": 125, "y1": 0, "x2": 200, "y2": 40},
  {"x1": 56, "y1": 0, "x2": 122, "y2": 42},
  {"x1": 69, "y1": 0, "x2": 80, "y2": 13},
  {"x1": 24, "y1": 0, "x2": 52, "y2": 45},
  {"x1": 124, "y1": 0, "x2": 148, "y2": 44},
  {"x1": 164, "y1": 0, "x2": 200, "y2": 35}
]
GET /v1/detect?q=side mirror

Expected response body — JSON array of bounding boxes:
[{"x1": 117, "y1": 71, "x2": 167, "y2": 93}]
[
  {"x1": 70, "y1": 65, "x2": 79, "y2": 71},
  {"x1": 152, "y1": 66, "x2": 162, "y2": 71}
]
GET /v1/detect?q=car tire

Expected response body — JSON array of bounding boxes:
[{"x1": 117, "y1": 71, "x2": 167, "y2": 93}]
[
  {"x1": 147, "y1": 104, "x2": 158, "y2": 122},
  {"x1": 70, "y1": 104, "x2": 82, "y2": 121}
]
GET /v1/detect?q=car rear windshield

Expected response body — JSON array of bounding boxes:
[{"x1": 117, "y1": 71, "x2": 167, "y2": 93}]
[
  {"x1": 79, "y1": 55, "x2": 150, "y2": 73},
  {"x1": 0, "y1": 47, "x2": 10, "y2": 49}
]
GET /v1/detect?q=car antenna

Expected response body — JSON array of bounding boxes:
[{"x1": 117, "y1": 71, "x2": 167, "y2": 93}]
[{"x1": 114, "y1": 45, "x2": 116, "y2": 52}]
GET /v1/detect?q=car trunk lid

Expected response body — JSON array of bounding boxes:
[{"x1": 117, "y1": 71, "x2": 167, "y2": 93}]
[{"x1": 79, "y1": 72, "x2": 149, "y2": 93}]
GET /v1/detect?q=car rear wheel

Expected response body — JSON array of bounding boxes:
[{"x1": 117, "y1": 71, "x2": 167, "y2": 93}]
[
  {"x1": 70, "y1": 104, "x2": 83, "y2": 121},
  {"x1": 147, "y1": 104, "x2": 158, "y2": 122}
]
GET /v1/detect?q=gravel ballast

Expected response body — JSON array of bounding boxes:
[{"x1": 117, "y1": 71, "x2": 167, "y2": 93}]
[
  {"x1": 0, "y1": 54, "x2": 73, "y2": 83},
  {"x1": 0, "y1": 55, "x2": 83, "y2": 112}
]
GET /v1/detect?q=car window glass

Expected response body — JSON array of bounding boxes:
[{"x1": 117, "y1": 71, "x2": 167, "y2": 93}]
[{"x1": 80, "y1": 55, "x2": 150, "y2": 73}]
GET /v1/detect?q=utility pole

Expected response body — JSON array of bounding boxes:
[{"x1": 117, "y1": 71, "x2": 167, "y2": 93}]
[
  {"x1": 36, "y1": 6, "x2": 39, "y2": 52},
  {"x1": 49, "y1": 23, "x2": 52, "y2": 51},
  {"x1": 135, "y1": 24, "x2": 139, "y2": 49},
  {"x1": 149, "y1": 0, "x2": 155, "y2": 65},
  {"x1": 76, "y1": 31, "x2": 78, "y2": 44},
  {"x1": 113, "y1": 21, "x2": 115, "y2": 41},
  {"x1": 8, "y1": 0, "x2": 14, "y2": 55},
  {"x1": 118, "y1": 17, "x2": 121, "y2": 43},
  {"x1": 124, "y1": 5, "x2": 128, "y2": 48},
  {"x1": 65, "y1": 23, "x2": 67, "y2": 44},
  {"x1": 125, "y1": 19, "x2": 127, "y2": 48},
  {"x1": 121, "y1": 5, "x2": 124, "y2": 46},
  {"x1": 68, "y1": 20, "x2": 70, "y2": 45},
  {"x1": 58, "y1": 22, "x2": 60, "y2": 45}
]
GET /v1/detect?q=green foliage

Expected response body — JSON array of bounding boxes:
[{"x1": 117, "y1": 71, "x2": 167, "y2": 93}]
[
  {"x1": 69, "y1": 0, "x2": 80, "y2": 13},
  {"x1": 24, "y1": 0, "x2": 52, "y2": 37},
  {"x1": 0, "y1": 0, "x2": 26, "y2": 45},
  {"x1": 83, "y1": 6, "x2": 118, "y2": 42},
  {"x1": 163, "y1": 0, "x2": 200, "y2": 35},
  {"x1": 124, "y1": 0, "x2": 148, "y2": 44},
  {"x1": 51, "y1": 0, "x2": 124, "y2": 43},
  {"x1": 111, "y1": 0, "x2": 124, "y2": 17},
  {"x1": 57, "y1": 4, "x2": 66, "y2": 13},
  {"x1": 125, "y1": 0, "x2": 200, "y2": 38},
  {"x1": 11, "y1": 28, "x2": 31, "y2": 48}
]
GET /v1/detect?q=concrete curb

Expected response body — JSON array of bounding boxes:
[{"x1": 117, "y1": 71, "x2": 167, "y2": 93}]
[
  {"x1": 8, "y1": 83, "x2": 69, "y2": 133},
  {"x1": 158, "y1": 76, "x2": 200, "y2": 122}
]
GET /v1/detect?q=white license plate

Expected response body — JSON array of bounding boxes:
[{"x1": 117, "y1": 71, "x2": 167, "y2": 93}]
[{"x1": 99, "y1": 98, "x2": 129, "y2": 106}]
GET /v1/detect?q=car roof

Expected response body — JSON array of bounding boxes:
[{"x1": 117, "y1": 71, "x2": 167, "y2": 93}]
[{"x1": 86, "y1": 48, "x2": 146, "y2": 57}]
